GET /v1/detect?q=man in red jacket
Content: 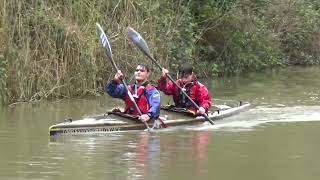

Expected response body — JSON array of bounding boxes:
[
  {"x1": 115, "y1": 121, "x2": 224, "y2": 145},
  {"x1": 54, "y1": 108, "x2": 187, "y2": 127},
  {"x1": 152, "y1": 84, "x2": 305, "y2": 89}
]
[{"x1": 157, "y1": 63, "x2": 211, "y2": 115}]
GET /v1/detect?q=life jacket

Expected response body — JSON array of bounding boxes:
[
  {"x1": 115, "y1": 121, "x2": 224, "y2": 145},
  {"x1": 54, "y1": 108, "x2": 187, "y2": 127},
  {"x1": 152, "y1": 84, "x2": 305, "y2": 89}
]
[
  {"x1": 123, "y1": 82, "x2": 153, "y2": 116},
  {"x1": 174, "y1": 81, "x2": 195, "y2": 108}
]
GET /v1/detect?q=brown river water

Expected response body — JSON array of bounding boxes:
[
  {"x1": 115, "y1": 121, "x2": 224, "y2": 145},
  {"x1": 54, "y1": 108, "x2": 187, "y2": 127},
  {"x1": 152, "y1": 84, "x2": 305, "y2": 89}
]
[{"x1": 0, "y1": 67, "x2": 319, "y2": 180}]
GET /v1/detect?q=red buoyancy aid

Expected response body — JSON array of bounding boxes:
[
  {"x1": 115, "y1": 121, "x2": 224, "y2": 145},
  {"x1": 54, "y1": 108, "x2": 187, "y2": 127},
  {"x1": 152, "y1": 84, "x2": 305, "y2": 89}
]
[
  {"x1": 123, "y1": 84, "x2": 154, "y2": 116},
  {"x1": 157, "y1": 78, "x2": 211, "y2": 113},
  {"x1": 173, "y1": 79, "x2": 211, "y2": 113},
  {"x1": 174, "y1": 80, "x2": 196, "y2": 108}
]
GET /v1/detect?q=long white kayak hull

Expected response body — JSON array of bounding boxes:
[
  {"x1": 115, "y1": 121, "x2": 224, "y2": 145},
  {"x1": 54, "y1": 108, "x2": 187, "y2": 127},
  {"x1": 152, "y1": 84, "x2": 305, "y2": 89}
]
[{"x1": 49, "y1": 102, "x2": 250, "y2": 136}]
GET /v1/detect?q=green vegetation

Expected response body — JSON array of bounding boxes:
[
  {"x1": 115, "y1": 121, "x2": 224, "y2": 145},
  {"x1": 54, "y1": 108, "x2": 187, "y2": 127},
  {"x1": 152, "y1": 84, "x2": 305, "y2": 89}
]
[
  {"x1": 191, "y1": 0, "x2": 320, "y2": 75},
  {"x1": 0, "y1": 55, "x2": 8, "y2": 103},
  {"x1": 1, "y1": 0, "x2": 319, "y2": 103}
]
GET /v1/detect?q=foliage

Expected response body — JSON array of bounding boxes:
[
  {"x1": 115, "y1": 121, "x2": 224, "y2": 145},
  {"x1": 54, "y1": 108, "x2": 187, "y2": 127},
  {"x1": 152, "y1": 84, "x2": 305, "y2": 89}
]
[
  {"x1": 196, "y1": 0, "x2": 320, "y2": 75},
  {"x1": 0, "y1": 55, "x2": 8, "y2": 103},
  {"x1": 131, "y1": 0, "x2": 198, "y2": 73},
  {"x1": 1, "y1": 0, "x2": 320, "y2": 103},
  {"x1": 266, "y1": 0, "x2": 320, "y2": 65},
  {"x1": 191, "y1": 0, "x2": 282, "y2": 76}
]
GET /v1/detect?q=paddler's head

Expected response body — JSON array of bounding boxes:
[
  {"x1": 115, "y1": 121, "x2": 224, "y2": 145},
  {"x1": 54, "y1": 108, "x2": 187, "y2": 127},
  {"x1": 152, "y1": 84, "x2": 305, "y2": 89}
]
[
  {"x1": 179, "y1": 63, "x2": 194, "y2": 83},
  {"x1": 135, "y1": 64, "x2": 150, "y2": 84}
]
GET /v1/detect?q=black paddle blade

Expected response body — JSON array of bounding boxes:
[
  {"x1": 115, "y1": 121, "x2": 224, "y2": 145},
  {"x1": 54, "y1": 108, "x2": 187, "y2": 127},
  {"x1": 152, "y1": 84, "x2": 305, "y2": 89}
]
[
  {"x1": 127, "y1": 27, "x2": 151, "y2": 56},
  {"x1": 96, "y1": 23, "x2": 113, "y2": 61}
]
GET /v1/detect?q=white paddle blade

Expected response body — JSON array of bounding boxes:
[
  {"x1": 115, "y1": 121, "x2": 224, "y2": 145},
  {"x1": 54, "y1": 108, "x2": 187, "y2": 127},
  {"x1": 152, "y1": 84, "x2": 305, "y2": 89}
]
[
  {"x1": 127, "y1": 27, "x2": 151, "y2": 55},
  {"x1": 96, "y1": 23, "x2": 113, "y2": 60}
]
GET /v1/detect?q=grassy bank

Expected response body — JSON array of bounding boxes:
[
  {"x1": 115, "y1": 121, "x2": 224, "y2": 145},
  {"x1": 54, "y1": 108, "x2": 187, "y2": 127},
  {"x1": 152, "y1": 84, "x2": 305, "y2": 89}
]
[{"x1": 1, "y1": 0, "x2": 320, "y2": 104}]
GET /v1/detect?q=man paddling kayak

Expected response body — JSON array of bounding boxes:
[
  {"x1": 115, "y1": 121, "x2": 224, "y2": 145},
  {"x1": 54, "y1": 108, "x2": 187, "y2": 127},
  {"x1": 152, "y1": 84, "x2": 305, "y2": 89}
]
[
  {"x1": 106, "y1": 64, "x2": 161, "y2": 122},
  {"x1": 157, "y1": 63, "x2": 211, "y2": 115}
]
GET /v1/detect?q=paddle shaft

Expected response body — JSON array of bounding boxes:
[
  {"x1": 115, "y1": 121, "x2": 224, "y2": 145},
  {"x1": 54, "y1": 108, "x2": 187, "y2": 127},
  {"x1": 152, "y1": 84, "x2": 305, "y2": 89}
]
[{"x1": 141, "y1": 51, "x2": 214, "y2": 125}]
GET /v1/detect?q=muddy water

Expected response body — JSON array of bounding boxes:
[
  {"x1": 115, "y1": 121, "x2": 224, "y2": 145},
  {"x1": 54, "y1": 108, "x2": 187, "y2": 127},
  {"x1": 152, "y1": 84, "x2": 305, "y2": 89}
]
[{"x1": 0, "y1": 66, "x2": 319, "y2": 180}]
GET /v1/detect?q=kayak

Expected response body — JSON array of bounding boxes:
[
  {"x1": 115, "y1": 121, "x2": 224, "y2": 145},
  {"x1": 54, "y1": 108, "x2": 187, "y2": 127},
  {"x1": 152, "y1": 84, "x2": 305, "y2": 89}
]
[
  {"x1": 49, "y1": 102, "x2": 250, "y2": 136},
  {"x1": 49, "y1": 101, "x2": 250, "y2": 136}
]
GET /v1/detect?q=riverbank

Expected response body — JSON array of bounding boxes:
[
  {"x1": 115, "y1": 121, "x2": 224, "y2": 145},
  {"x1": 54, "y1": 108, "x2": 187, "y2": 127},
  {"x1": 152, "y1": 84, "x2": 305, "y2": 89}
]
[{"x1": 1, "y1": 0, "x2": 319, "y2": 103}]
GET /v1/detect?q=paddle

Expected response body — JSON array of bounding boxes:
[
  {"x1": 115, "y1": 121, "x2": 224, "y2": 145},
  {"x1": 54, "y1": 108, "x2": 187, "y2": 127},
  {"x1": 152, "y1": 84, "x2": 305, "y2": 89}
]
[
  {"x1": 126, "y1": 27, "x2": 214, "y2": 125},
  {"x1": 96, "y1": 23, "x2": 152, "y2": 131}
]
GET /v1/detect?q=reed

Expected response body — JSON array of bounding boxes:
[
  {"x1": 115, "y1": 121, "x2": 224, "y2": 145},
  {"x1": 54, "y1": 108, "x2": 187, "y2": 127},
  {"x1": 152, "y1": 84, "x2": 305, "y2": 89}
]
[
  {"x1": 1, "y1": 0, "x2": 319, "y2": 104},
  {"x1": 1, "y1": 0, "x2": 194, "y2": 103}
]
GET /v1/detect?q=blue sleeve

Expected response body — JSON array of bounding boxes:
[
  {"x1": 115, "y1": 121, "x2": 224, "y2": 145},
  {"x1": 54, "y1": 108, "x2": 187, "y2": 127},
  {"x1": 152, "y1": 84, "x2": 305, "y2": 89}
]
[
  {"x1": 145, "y1": 87, "x2": 161, "y2": 119},
  {"x1": 105, "y1": 80, "x2": 126, "y2": 98}
]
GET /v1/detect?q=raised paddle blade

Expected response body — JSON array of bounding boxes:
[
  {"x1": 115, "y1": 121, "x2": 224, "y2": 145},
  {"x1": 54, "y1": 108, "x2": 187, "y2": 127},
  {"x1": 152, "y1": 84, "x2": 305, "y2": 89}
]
[
  {"x1": 127, "y1": 27, "x2": 151, "y2": 56},
  {"x1": 96, "y1": 23, "x2": 113, "y2": 61},
  {"x1": 127, "y1": 27, "x2": 163, "y2": 70}
]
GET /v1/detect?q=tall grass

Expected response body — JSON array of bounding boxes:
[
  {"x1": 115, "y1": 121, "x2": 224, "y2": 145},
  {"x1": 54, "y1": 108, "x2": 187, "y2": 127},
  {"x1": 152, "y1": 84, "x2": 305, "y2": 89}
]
[
  {"x1": 1, "y1": 0, "x2": 188, "y2": 103},
  {"x1": 1, "y1": 0, "x2": 320, "y2": 104}
]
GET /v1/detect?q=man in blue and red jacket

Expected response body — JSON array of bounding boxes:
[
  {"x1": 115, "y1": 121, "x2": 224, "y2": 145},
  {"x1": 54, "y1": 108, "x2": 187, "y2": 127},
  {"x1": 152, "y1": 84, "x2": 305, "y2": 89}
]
[
  {"x1": 105, "y1": 64, "x2": 160, "y2": 122},
  {"x1": 157, "y1": 63, "x2": 211, "y2": 115}
]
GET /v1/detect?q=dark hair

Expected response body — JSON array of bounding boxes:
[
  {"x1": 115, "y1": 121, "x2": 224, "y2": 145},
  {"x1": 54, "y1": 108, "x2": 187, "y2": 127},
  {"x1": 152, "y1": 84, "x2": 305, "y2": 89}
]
[
  {"x1": 137, "y1": 64, "x2": 150, "y2": 72},
  {"x1": 179, "y1": 63, "x2": 193, "y2": 76}
]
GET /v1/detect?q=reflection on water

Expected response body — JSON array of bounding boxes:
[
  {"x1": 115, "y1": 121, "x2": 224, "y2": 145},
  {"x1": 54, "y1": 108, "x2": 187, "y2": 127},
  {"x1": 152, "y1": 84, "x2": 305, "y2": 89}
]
[
  {"x1": 1, "y1": 66, "x2": 320, "y2": 180},
  {"x1": 46, "y1": 131, "x2": 211, "y2": 180}
]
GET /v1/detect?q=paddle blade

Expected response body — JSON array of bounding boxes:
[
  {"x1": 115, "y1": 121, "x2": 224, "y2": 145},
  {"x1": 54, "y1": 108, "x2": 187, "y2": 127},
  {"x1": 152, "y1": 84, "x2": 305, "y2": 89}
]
[
  {"x1": 127, "y1": 27, "x2": 151, "y2": 56},
  {"x1": 96, "y1": 23, "x2": 113, "y2": 60}
]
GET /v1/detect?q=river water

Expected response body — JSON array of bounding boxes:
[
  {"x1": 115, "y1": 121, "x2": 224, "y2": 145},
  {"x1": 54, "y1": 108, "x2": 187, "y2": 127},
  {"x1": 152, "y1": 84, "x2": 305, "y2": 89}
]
[{"x1": 0, "y1": 67, "x2": 319, "y2": 180}]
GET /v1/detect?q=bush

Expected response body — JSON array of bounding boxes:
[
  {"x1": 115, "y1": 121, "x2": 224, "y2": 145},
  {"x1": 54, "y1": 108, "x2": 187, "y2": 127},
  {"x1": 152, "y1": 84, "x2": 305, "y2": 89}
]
[
  {"x1": 1, "y1": 0, "x2": 319, "y2": 103},
  {"x1": 266, "y1": 0, "x2": 320, "y2": 65},
  {"x1": 0, "y1": 55, "x2": 8, "y2": 103}
]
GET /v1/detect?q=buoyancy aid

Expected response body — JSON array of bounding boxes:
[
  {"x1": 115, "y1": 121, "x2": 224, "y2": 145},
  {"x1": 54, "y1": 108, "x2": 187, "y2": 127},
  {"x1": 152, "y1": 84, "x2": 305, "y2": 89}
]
[
  {"x1": 123, "y1": 82, "x2": 153, "y2": 115},
  {"x1": 174, "y1": 81, "x2": 195, "y2": 108}
]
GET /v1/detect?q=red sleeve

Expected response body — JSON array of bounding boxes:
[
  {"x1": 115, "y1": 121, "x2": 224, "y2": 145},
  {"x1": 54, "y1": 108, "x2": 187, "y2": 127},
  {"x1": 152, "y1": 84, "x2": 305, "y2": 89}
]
[
  {"x1": 157, "y1": 78, "x2": 176, "y2": 95},
  {"x1": 196, "y1": 83, "x2": 212, "y2": 113}
]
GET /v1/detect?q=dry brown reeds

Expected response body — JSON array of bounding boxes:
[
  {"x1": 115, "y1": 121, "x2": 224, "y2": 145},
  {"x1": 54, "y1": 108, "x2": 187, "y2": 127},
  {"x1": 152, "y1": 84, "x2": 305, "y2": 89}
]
[{"x1": 1, "y1": 0, "x2": 192, "y2": 103}]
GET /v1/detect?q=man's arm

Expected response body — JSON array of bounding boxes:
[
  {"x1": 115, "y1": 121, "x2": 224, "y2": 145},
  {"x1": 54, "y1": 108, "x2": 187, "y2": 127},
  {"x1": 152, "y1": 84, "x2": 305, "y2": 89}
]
[
  {"x1": 105, "y1": 80, "x2": 126, "y2": 98},
  {"x1": 157, "y1": 78, "x2": 176, "y2": 95},
  {"x1": 156, "y1": 68, "x2": 176, "y2": 95},
  {"x1": 197, "y1": 84, "x2": 212, "y2": 113},
  {"x1": 144, "y1": 87, "x2": 161, "y2": 119}
]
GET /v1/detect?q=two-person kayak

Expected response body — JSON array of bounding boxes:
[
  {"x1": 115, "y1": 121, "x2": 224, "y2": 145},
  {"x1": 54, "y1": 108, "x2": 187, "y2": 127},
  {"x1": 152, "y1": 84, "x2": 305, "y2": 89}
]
[{"x1": 49, "y1": 101, "x2": 250, "y2": 136}]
